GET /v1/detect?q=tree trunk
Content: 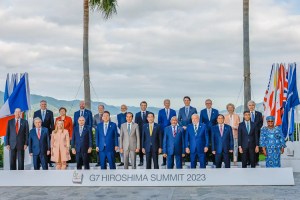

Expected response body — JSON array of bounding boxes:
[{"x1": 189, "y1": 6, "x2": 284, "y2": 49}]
[
  {"x1": 243, "y1": 0, "x2": 251, "y2": 111},
  {"x1": 83, "y1": 0, "x2": 91, "y2": 109}
]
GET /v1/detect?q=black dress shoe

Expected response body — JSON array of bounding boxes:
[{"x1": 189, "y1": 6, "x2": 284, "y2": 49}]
[
  {"x1": 138, "y1": 162, "x2": 143, "y2": 166},
  {"x1": 95, "y1": 163, "x2": 100, "y2": 167},
  {"x1": 128, "y1": 163, "x2": 132, "y2": 166},
  {"x1": 161, "y1": 163, "x2": 166, "y2": 166},
  {"x1": 118, "y1": 162, "x2": 124, "y2": 166},
  {"x1": 49, "y1": 163, "x2": 54, "y2": 167}
]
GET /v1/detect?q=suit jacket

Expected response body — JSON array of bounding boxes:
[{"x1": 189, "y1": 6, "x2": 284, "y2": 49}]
[
  {"x1": 120, "y1": 122, "x2": 140, "y2": 151},
  {"x1": 73, "y1": 109, "x2": 93, "y2": 128},
  {"x1": 135, "y1": 111, "x2": 150, "y2": 134},
  {"x1": 224, "y1": 113, "x2": 240, "y2": 138},
  {"x1": 33, "y1": 109, "x2": 54, "y2": 134},
  {"x1": 93, "y1": 113, "x2": 103, "y2": 129},
  {"x1": 142, "y1": 123, "x2": 162, "y2": 153},
  {"x1": 6, "y1": 118, "x2": 29, "y2": 150},
  {"x1": 55, "y1": 116, "x2": 73, "y2": 138},
  {"x1": 199, "y1": 108, "x2": 219, "y2": 131},
  {"x1": 163, "y1": 125, "x2": 185, "y2": 155},
  {"x1": 211, "y1": 124, "x2": 234, "y2": 154},
  {"x1": 158, "y1": 108, "x2": 177, "y2": 130},
  {"x1": 178, "y1": 106, "x2": 197, "y2": 127},
  {"x1": 71, "y1": 125, "x2": 92, "y2": 153},
  {"x1": 117, "y1": 112, "x2": 127, "y2": 129},
  {"x1": 185, "y1": 123, "x2": 209, "y2": 154},
  {"x1": 28, "y1": 127, "x2": 50, "y2": 156},
  {"x1": 238, "y1": 121, "x2": 259, "y2": 149},
  {"x1": 251, "y1": 111, "x2": 263, "y2": 133},
  {"x1": 96, "y1": 122, "x2": 118, "y2": 152}
]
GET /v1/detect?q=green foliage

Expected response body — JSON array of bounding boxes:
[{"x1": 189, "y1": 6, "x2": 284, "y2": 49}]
[{"x1": 89, "y1": 0, "x2": 118, "y2": 19}]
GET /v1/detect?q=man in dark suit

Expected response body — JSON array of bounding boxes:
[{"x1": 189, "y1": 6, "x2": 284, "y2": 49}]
[
  {"x1": 163, "y1": 116, "x2": 185, "y2": 169},
  {"x1": 71, "y1": 116, "x2": 92, "y2": 170},
  {"x1": 29, "y1": 117, "x2": 50, "y2": 170},
  {"x1": 74, "y1": 100, "x2": 93, "y2": 128},
  {"x1": 247, "y1": 100, "x2": 263, "y2": 165},
  {"x1": 117, "y1": 104, "x2": 128, "y2": 166},
  {"x1": 158, "y1": 99, "x2": 177, "y2": 166},
  {"x1": 33, "y1": 100, "x2": 54, "y2": 167},
  {"x1": 211, "y1": 114, "x2": 234, "y2": 168},
  {"x1": 238, "y1": 111, "x2": 259, "y2": 168},
  {"x1": 178, "y1": 96, "x2": 197, "y2": 130},
  {"x1": 185, "y1": 114, "x2": 209, "y2": 168},
  {"x1": 135, "y1": 101, "x2": 150, "y2": 166},
  {"x1": 5, "y1": 108, "x2": 29, "y2": 170},
  {"x1": 142, "y1": 113, "x2": 162, "y2": 169},
  {"x1": 93, "y1": 104, "x2": 105, "y2": 167},
  {"x1": 96, "y1": 111, "x2": 119, "y2": 169}
]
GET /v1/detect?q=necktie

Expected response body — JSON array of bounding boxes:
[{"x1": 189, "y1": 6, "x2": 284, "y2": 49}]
[
  {"x1": 37, "y1": 128, "x2": 41, "y2": 140},
  {"x1": 185, "y1": 107, "x2": 189, "y2": 117},
  {"x1": 16, "y1": 119, "x2": 19, "y2": 134},
  {"x1": 80, "y1": 126, "x2": 83, "y2": 136},
  {"x1": 208, "y1": 109, "x2": 211, "y2": 121},
  {"x1": 150, "y1": 124, "x2": 153, "y2": 136},
  {"x1": 246, "y1": 122, "x2": 250, "y2": 134},
  {"x1": 81, "y1": 110, "x2": 84, "y2": 117},
  {"x1": 220, "y1": 125, "x2": 223, "y2": 136},
  {"x1": 166, "y1": 109, "x2": 169, "y2": 119},
  {"x1": 142, "y1": 112, "x2": 146, "y2": 121},
  {"x1": 194, "y1": 124, "x2": 198, "y2": 135},
  {"x1": 251, "y1": 112, "x2": 255, "y2": 122},
  {"x1": 42, "y1": 110, "x2": 45, "y2": 121},
  {"x1": 104, "y1": 123, "x2": 108, "y2": 136},
  {"x1": 173, "y1": 126, "x2": 176, "y2": 137},
  {"x1": 127, "y1": 123, "x2": 131, "y2": 135},
  {"x1": 99, "y1": 114, "x2": 102, "y2": 122}
]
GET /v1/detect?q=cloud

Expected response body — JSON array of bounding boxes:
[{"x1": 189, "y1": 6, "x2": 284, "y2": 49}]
[{"x1": 0, "y1": 0, "x2": 299, "y2": 111}]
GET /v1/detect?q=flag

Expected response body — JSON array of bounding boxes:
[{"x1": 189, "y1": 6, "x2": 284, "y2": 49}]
[
  {"x1": 0, "y1": 73, "x2": 30, "y2": 137},
  {"x1": 282, "y1": 63, "x2": 300, "y2": 139},
  {"x1": 275, "y1": 64, "x2": 286, "y2": 126},
  {"x1": 4, "y1": 74, "x2": 9, "y2": 102}
]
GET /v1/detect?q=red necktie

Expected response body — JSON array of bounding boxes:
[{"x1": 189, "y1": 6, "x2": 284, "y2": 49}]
[
  {"x1": 173, "y1": 126, "x2": 176, "y2": 137},
  {"x1": 16, "y1": 120, "x2": 19, "y2": 134},
  {"x1": 38, "y1": 128, "x2": 41, "y2": 140},
  {"x1": 220, "y1": 125, "x2": 223, "y2": 136}
]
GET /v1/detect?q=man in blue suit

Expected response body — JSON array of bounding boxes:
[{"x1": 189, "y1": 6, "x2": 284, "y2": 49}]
[
  {"x1": 238, "y1": 111, "x2": 259, "y2": 168},
  {"x1": 185, "y1": 114, "x2": 209, "y2": 168},
  {"x1": 117, "y1": 104, "x2": 128, "y2": 166},
  {"x1": 142, "y1": 113, "x2": 162, "y2": 169},
  {"x1": 211, "y1": 114, "x2": 234, "y2": 168},
  {"x1": 71, "y1": 116, "x2": 92, "y2": 170},
  {"x1": 73, "y1": 100, "x2": 93, "y2": 129},
  {"x1": 96, "y1": 111, "x2": 119, "y2": 169},
  {"x1": 29, "y1": 117, "x2": 50, "y2": 170},
  {"x1": 163, "y1": 116, "x2": 185, "y2": 169},
  {"x1": 135, "y1": 101, "x2": 150, "y2": 166},
  {"x1": 178, "y1": 96, "x2": 197, "y2": 130},
  {"x1": 158, "y1": 99, "x2": 177, "y2": 166}
]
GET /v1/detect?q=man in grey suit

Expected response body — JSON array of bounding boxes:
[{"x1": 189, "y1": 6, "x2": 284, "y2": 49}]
[
  {"x1": 5, "y1": 108, "x2": 29, "y2": 170},
  {"x1": 119, "y1": 112, "x2": 140, "y2": 169},
  {"x1": 93, "y1": 104, "x2": 105, "y2": 167}
]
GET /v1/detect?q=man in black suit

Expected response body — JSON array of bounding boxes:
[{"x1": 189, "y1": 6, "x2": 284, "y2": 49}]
[
  {"x1": 135, "y1": 101, "x2": 150, "y2": 166},
  {"x1": 142, "y1": 113, "x2": 162, "y2": 169},
  {"x1": 33, "y1": 100, "x2": 54, "y2": 167},
  {"x1": 238, "y1": 111, "x2": 259, "y2": 168},
  {"x1": 247, "y1": 100, "x2": 263, "y2": 165},
  {"x1": 5, "y1": 108, "x2": 29, "y2": 170}
]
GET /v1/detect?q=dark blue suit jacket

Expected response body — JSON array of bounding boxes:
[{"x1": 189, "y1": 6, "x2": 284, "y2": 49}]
[
  {"x1": 163, "y1": 125, "x2": 185, "y2": 155},
  {"x1": 178, "y1": 106, "x2": 197, "y2": 127},
  {"x1": 71, "y1": 125, "x2": 92, "y2": 153},
  {"x1": 185, "y1": 123, "x2": 209, "y2": 154},
  {"x1": 238, "y1": 121, "x2": 258, "y2": 149},
  {"x1": 73, "y1": 109, "x2": 93, "y2": 128},
  {"x1": 6, "y1": 118, "x2": 29, "y2": 150},
  {"x1": 28, "y1": 127, "x2": 50, "y2": 156},
  {"x1": 200, "y1": 108, "x2": 219, "y2": 132},
  {"x1": 158, "y1": 108, "x2": 177, "y2": 130},
  {"x1": 33, "y1": 109, "x2": 54, "y2": 134},
  {"x1": 135, "y1": 111, "x2": 150, "y2": 135},
  {"x1": 211, "y1": 124, "x2": 234, "y2": 154},
  {"x1": 117, "y1": 112, "x2": 127, "y2": 129},
  {"x1": 142, "y1": 123, "x2": 162, "y2": 153},
  {"x1": 96, "y1": 122, "x2": 118, "y2": 152}
]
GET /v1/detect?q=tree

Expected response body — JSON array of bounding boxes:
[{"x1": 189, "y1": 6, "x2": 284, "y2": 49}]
[
  {"x1": 83, "y1": 0, "x2": 117, "y2": 109},
  {"x1": 243, "y1": 0, "x2": 251, "y2": 111}
]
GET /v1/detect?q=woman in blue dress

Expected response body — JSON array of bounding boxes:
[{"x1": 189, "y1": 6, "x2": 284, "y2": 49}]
[{"x1": 260, "y1": 116, "x2": 286, "y2": 168}]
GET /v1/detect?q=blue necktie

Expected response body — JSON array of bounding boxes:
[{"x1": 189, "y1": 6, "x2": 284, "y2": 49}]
[
  {"x1": 127, "y1": 123, "x2": 131, "y2": 135},
  {"x1": 251, "y1": 112, "x2": 255, "y2": 122},
  {"x1": 81, "y1": 110, "x2": 84, "y2": 117},
  {"x1": 185, "y1": 107, "x2": 189, "y2": 117},
  {"x1": 104, "y1": 123, "x2": 108, "y2": 136},
  {"x1": 42, "y1": 110, "x2": 45, "y2": 122},
  {"x1": 246, "y1": 122, "x2": 250, "y2": 134},
  {"x1": 142, "y1": 112, "x2": 146, "y2": 121}
]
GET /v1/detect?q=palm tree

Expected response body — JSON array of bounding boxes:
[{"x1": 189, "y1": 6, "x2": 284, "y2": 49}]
[
  {"x1": 243, "y1": 0, "x2": 251, "y2": 111},
  {"x1": 83, "y1": 0, "x2": 117, "y2": 109}
]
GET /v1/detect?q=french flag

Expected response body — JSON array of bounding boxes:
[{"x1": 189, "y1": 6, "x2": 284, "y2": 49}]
[{"x1": 0, "y1": 73, "x2": 30, "y2": 137}]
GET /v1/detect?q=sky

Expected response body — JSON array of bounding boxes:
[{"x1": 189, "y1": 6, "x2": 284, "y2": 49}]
[{"x1": 0, "y1": 0, "x2": 299, "y2": 110}]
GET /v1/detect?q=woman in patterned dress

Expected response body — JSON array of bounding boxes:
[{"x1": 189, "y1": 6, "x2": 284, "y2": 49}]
[{"x1": 260, "y1": 116, "x2": 286, "y2": 168}]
